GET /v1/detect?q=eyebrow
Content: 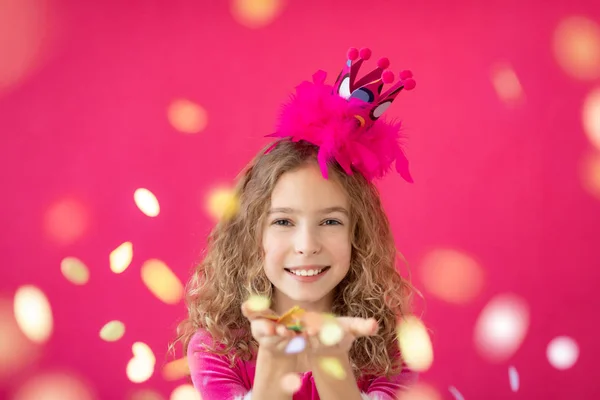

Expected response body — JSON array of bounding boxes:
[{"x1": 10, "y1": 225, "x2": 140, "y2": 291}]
[{"x1": 268, "y1": 206, "x2": 349, "y2": 216}]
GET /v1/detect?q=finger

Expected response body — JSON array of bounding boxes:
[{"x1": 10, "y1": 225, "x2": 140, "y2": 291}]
[
  {"x1": 251, "y1": 319, "x2": 276, "y2": 338},
  {"x1": 351, "y1": 318, "x2": 379, "y2": 337}
]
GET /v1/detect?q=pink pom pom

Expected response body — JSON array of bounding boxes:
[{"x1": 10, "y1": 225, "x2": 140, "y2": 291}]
[
  {"x1": 359, "y1": 48, "x2": 372, "y2": 60},
  {"x1": 377, "y1": 57, "x2": 390, "y2": 69},
  {"x1": 382, "y1": 70, "x2": 395, "y2": 84},
  {"x1": 347, "y1": 48, "x2": 359, "y2": 61},
  {"x1": 399, "y1": 70, "x2": 413, "y2": 80},
  {"x1": 403, "y1": 78, "x2": 416, "y2": 90}
]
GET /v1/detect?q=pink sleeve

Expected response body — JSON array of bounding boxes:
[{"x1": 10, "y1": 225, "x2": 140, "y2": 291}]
[
  {"x1": 187, "y1": 330, "x2": 251, "y2": 399},
  {"x1": 364, "y1": 366, "x2": 419, "y2": 400}
]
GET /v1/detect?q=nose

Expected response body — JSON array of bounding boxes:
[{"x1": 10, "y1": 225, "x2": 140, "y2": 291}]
[{"x1": 294, "y1": 225, "x2": 321, "y2": 255}]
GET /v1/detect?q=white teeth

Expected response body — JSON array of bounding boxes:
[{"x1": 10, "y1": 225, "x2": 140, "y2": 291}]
[{"x1": 290, "y1": 268, "x2": 323, "y2": 276}]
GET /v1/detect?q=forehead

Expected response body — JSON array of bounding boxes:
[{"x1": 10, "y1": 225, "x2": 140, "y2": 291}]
[{"x1": 270, "y1": 163, "x2": 348, "y2": 210}]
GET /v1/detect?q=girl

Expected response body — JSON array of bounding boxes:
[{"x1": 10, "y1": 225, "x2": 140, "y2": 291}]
[{"x1": 174, "y1": 47, "x2": 419, "y2": 399}]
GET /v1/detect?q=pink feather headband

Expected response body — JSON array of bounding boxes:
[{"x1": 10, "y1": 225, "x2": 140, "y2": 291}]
[{"x1": 265, "y1": 47, "x2": 416, "y2": 183}]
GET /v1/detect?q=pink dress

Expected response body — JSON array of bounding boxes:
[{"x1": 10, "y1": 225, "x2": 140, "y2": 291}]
[{"x1": 188, "y1": 330, "x2": 418, "y2": 400}]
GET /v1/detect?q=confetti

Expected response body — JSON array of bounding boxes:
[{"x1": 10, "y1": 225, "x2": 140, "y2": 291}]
[
  {"x1": 246, "y1": 295, "x2": 270, "y2": 312},
  {"x1": 318, "y1": 357, "x2": 346, "y2": 380},
  {"x1": 474, "y1": 293, "x2": 529, "y2": 362},
  {"x1": 60, "y1": 257, "x2": 90, "y2": 285},
  {"x1": 141, "y1": 259, "x2": 184, "y2": 304},
  {"x1": 319, "y1": 320, "x2": 344, "y2": 346},
  {"x1": 12, "y1": 372, "x2": 95, "y2": 400},
  {"x1": 397, "y1": 316, "x2": 434, "y2": 372},
  {"x1": 99, "y1": 320, "x2": 126, "y2": 342},
  {"x1": 167, "y1": 99, "x2": 208, "y2": 134},
  {"x1": 206, "y1": 187, "x2": 239, "y2": 221},
  {"x1": 170, "y1": 383, "x2": 201, "y2": 400},
  {"x1": 134, "y1": 188, "x2": 160, "y2": 217},
  {"x1": 13, "y1": 285, "x2": 53, "y2": 344},
  {"x1": 162, "y1": 357, "x2": 190, "y2": 381},
  {"x1": 508, "y1": 365, "x2": 519, "y2": 392},
  {"x1": 110, "y1": 242, "x2": 133, "y2": 274},
  {"x1": 448, "y1": 386, "x2": 465, "y2": 400},
  {"x1": 126, "y1": 342, "x2": 155, "y2": 383},
  {"x1": 547, "y1": 336, "x2": 579, "y2": 370},
  {"x1": 280, "y1": 372, "x2": 302, "y2": 394},
  {"x1": 284, "y1": 336, "x2": 306, "y2": 354}
]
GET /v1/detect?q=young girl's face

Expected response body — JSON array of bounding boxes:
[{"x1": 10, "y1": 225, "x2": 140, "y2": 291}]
[{"x1": 262, "y1": 162, "x2": 352, "y2": 312}]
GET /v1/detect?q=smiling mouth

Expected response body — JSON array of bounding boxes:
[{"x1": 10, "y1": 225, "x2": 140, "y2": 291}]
[{"x1": 284, "y1": 266, "x2": 331, "y2": 277}]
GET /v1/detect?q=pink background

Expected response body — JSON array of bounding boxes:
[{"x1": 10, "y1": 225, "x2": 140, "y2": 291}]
[{"x1": 1, "y1": 0, "x2": 599, "y2": 399}]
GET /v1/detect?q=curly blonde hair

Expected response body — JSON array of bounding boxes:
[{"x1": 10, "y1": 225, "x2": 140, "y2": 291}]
[{"x1": 173, "y1": 139, "x2": 414, "y2": 378}]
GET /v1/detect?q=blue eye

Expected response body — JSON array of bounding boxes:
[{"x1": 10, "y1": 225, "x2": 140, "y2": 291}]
[
  {"x1": 323, "y1": 219, "x2": 342, "y2": 226},
  {"x1": 273, "y1": 219, "x2": 292, "y2": 226}
]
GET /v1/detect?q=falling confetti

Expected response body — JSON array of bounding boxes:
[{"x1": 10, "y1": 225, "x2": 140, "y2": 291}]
[
  {"x1": 448, "y1": 386, "x2": 465, "y2": 400},
  {"x1": 13, "y1": 285, "x2": 53, "y2": 344},
  {"x1": 162, "y1": 357, "x2": 190, "y2": 381},
  {"x1": 0, "y1": 298, "x2": 40, "y2": 383},
  {"x1": 318, "y1": 357, "x2": 346, "y2": 380},
  {"x1": 547, "y1": 336, "x2": 579, "y2": 370},
  {"x1": 508, "y1": 365, "x2": 520, "y2": 392},
  {"x1": 319, "y1": 320, "x2": 344, "y2": 346},
  {"x1": 474, "y1": 293, "x2": 529, "y2": 362},
  {"x1": 170, "y1": 384, "x2": 201, "y2": 400},
  {"x1": 553, "y1": 15, "x2": 600, "y2": 80},
  {"x1": 230, "y1": 0, "x2": 286, "y2": 29},
  {"x1": 396, "y1": 316, "x2": 434, "y2": 372},
  {"x1": 398, "y1": 383, "x2": 442, "y2": 400},
  {"x1": 60, "y1": 257, "x2": 90, "y2": 285},
  {"x1": 44, "y1": 198, "x2": 89, "y2": 245},
  {"x1": 99, "y1": 321, "x2": 126, "y2": 342},
  {"x1": 284, "y1": 336, "x2": 306, "y2": 354},
  {"x1": 134, "y1": 188, "x2": 160, "y2": 217},
  {"x1": 419, "y1": 248, "x2": 484, "y2": 304},
  {"x1": 491, "y1": 62, "x2": 524, "y2": 105},
  {"x1": 280, "y1": 372, "x2": 302, "y2": 394},
  {"x1": 12, "y1": 371, "x2": 97, "y2": 400},
  {"x1": 168, "y1": 99, "x2": 208, "y2": 134},
  {"x1": 580, "y1": 151, "x2": 600, "y2": 199},
  {"x1": 126, "y1": 342, "x2": 156, "y2": 383},
  {"x1": 141, "y1": 259, "x2": 184, "y2": 304},
  {"x1": 245, "y1": 295, "x2": 270, "y2": 312},
  {"x1": 129, "y1": 389, "x2": 165, "y2": 400},
  {"x1": 110, "y1": 241, "x2": 133, "y2": 274},
  {"x1": 582, "y1": 87, "x2": 600, "y2": 151},
  {"x1": 206, "y1": 187, "x2": 239, "y2": 221}
]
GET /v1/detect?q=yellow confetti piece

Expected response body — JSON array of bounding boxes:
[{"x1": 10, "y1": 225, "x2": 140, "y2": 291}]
[
  {"x1": 168, "y1": 99, "x2": 208, "y2": 134},
  {"x1": 246, "y1": 295, "x2": 270, "y2": 312},
  {"x1": 553, "y1": 15, "x2": 600, "y2": 81},
  {"x1": 126, "y1": 342, "x2": 155, "y2": 383},
  {"x1": 60, "y1": 257, "x2": 90, "y2": 285},
  {"x1": 318, "y1": 357, "x2": 346, "y2": 380},
  {"x1": 99, "y1": 320, "x2": 125, "y2": 342},
  {"x1": 162, "y1": 357, "x2": 190, "y2": 381},
  {"x1": 141, "y1": 259, "x2": 184, "y2": 304},
  {"x1": 396, "y1": 316, "x2": 434, "y2": 372},
  {"x1": 206, "y1": 187, "x2": 239, "y2": 221},
  {"x1": 231, "y1": 0, "x2": 285, "y2": 29},
  {"x1": 13, "y1": 285, "x2": 53, "y2": 344},
  {"x1": 110, "y1": 241, "x2": 133, "y2": 274},
  {"x1": 319, "y1": 321, "x2": 344, "y2": 346},
  {"x1": 134, "y1": 188, "x2": 160, "y2": 217},
  {"x1": 170, "y1": 384, "x2": 201, "y2": 400}
]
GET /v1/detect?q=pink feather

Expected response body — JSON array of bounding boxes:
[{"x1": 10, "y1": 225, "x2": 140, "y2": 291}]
[{"x1": 267, "y1": 71, "x2": 413, "y2": 183}]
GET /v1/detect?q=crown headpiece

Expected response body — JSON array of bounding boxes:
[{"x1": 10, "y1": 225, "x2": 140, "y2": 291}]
[{"x1": 266, "y1": 47, "x2": 416, "y2": 183}]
